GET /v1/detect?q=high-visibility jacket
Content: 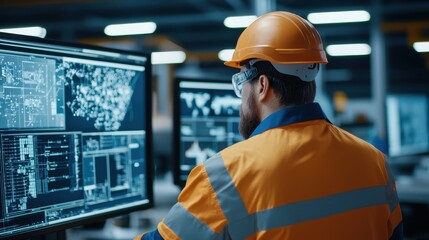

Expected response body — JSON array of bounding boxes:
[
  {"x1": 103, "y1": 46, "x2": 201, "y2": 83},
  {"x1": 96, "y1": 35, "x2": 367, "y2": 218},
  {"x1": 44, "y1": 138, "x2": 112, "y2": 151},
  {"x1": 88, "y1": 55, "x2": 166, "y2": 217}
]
[{"x1": 137, "y1": 102, "x2": 403, "y2": 240}]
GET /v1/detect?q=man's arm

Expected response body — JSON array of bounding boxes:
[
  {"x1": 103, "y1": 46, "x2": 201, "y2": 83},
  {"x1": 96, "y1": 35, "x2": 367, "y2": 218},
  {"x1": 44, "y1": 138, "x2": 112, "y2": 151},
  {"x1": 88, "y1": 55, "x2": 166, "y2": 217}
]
[{"x1": 134, "y1": 158, "x2": 229, "y2": 239}]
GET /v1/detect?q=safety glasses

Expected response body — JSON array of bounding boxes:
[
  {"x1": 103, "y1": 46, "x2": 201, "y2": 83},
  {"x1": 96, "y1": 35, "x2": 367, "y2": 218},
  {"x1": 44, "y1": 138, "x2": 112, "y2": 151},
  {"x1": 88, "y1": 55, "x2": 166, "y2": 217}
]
[{"x1": 231, "y1": 67, "x2": 258, "y2": 98}]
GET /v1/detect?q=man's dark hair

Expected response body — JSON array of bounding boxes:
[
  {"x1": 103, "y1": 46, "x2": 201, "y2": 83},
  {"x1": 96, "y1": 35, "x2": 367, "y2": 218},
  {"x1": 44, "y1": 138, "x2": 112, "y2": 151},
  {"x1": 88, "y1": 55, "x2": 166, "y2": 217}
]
[{"x1": 247, "y1": 60, "x2": 316, "y2": 106}]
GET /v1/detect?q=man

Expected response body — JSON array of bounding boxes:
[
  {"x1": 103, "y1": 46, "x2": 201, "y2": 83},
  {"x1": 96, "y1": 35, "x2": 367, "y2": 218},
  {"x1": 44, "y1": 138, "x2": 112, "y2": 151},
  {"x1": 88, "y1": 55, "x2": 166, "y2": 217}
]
[{"x1": 136, "y1": 11, "x2": 403, "y2": 240}]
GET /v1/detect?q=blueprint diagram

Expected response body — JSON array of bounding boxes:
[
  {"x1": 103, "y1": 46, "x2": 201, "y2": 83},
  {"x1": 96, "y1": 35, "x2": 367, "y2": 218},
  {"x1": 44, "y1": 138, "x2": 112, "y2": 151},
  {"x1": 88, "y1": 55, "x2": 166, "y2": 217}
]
[
  {"x1": 0, "y1": 53, "x2": 65, "y2": 129},
  {"x1": 59, "y1": 61, "x2": 139, "y2": 131}
]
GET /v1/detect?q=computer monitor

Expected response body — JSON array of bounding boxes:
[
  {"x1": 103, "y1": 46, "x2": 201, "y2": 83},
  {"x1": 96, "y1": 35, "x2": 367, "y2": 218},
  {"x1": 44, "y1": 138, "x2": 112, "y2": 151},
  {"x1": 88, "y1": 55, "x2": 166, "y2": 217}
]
[
  {"x1": 386, "y1": 94, "x2": 429, "y2": 157},
  {"x1": 0, "y1": 33, "x2": 153, "y2": 239},
  {"x1": 173, "y1": 77, "x2": 242, "y2": 187}
]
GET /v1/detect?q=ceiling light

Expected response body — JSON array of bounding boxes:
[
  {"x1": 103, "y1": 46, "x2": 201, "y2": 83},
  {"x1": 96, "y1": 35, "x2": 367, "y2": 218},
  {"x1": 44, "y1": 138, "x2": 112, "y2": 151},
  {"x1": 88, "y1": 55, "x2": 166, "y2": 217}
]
[
  {"x1": 218, "y1": 49, "x2": 235, "y2": 61},
  {"x1": 104, "y1": 22, "x2": 157, "y2": 36},
  {"x1": 151, "y1": 51, "x2": 186, "y2": 64},
  {"x1": 307, "y1": 10, "x2": 370, "y2": 24},
  {"x1": 326, "y1": 43, "x2": 371, "y2": 56},
  {"x1": 0, "y1": 26, "x2": 47, "y2": 38},
  {"x1": 413, "y1": 41, "x2": 429, "y2": 52},
  {"x1": 224, "y1": 15, "x2": 257, "y2": 28}
]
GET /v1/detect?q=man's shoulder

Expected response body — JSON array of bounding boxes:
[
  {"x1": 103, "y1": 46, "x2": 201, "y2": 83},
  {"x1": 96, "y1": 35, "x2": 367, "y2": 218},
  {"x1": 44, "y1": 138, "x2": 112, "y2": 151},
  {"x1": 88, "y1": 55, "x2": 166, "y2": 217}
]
[
  {"x1": 333, "y1": 125, "x2": 386, "y2": 158},
  {"x1": 219, "y1": 135, "x2": 263, "y2": 157}
]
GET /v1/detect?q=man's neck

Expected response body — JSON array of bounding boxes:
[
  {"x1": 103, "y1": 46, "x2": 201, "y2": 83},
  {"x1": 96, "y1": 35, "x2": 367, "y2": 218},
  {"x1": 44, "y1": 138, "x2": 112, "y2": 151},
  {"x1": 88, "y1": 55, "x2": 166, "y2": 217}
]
[{"x1": 258, "y1": 100, "x2": 285, "y2": 122}]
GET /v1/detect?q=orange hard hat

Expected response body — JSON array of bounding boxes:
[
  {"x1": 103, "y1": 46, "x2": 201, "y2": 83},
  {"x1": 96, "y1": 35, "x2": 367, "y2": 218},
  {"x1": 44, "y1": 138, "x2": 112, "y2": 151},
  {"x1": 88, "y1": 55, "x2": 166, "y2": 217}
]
[{"x1": 225, "y1": 11, "x2": 328, "y2": 68}]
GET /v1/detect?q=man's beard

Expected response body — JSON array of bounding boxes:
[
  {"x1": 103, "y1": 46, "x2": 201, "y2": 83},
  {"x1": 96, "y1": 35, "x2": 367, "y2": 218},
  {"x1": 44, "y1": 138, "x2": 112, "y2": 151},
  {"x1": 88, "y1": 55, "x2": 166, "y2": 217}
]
[{"x1": 239, "y1": 89, "x2": 261, "y2": 139}]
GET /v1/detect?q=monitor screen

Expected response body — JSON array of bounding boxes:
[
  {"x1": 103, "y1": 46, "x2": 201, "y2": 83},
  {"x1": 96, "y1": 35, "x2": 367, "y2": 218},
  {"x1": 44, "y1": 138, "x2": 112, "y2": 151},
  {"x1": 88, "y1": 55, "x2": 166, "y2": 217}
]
[
  {"x1": 0, "y1": 33, "x2": 153, "y2": 239},
  {"x1": 386, "y1": 94, "x2": 429, "y2": 157},
  {"x1": 173, "y1": 78, "x2": 242, "y2": 187}
]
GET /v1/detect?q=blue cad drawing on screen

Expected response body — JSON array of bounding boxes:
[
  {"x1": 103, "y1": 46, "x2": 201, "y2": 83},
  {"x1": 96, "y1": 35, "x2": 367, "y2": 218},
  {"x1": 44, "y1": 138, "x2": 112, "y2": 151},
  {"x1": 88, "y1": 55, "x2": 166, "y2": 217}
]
[{"x1": 0, "y1": 32, "x2": 153, "y2": 240}]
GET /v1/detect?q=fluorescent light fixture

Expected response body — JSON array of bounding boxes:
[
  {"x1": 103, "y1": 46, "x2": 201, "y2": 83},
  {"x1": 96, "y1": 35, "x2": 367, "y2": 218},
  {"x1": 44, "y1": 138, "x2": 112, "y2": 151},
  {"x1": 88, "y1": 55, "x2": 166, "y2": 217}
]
[
  {"x1": 0, "y1": 26, "x2": 47, "y2": 38},
  {"x1": 326, "y1": 43, "x2": 371, "y2": 56},
  {"x1": 307, "y1": 10, "x2": 370, "y2": 24},
  {"x1": 104, "y1": 22, "x2": 156, "y2": 36},
  {"x1": 413, "y1": 41, "x2": 429, "y2": 52},
  {"x1": 218, "y1": 49, "x2": 235, "y2": 61},
  {"x1": 151, "y1": 51, "x2": 186, "y2": 64},
  {"x1": 224, "y1": 15, "x2": 257, "y2": 28}
]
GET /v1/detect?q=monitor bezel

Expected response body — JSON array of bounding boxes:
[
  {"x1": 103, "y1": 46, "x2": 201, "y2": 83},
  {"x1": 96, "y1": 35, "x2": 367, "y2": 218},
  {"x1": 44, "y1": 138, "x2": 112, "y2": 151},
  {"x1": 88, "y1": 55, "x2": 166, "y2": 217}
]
[
  {"x1": 386, "y1": 94, "x2": 429, "y2": 158},
  {"x1": 0, "y1": 32, "x2": 154, "y2": 240},
  {"x1": 172, "y1": 76, "x2": 235, "y2": 188}
]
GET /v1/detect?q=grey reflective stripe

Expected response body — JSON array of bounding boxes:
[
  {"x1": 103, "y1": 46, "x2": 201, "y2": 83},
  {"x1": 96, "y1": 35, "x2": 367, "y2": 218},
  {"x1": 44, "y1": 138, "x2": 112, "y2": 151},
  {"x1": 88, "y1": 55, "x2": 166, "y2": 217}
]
[
  {"x1": 385, "y1": 161, "x2": 400, "y2": 212},
  {"x1": 227, "y1": 162, "x2": 402, "y2": 239},
  {"x1": 229, "y1": 185, "x2": 390, "y2": 239},
  {"x1": 228, "y1": 214, "x2": 256, "y2": 239},
  {"x1": 203, "y1": 153, "x2": 400, "y2": 239},
  {"x1": 204, "y1": 153, "x2": 248, "y2": 220},
  {"x1": 204, "y1": 153, "x2": 398, "y2": 239},
  {"x1": 163, "y1": 203, "x2": 220, "y2": 240}
]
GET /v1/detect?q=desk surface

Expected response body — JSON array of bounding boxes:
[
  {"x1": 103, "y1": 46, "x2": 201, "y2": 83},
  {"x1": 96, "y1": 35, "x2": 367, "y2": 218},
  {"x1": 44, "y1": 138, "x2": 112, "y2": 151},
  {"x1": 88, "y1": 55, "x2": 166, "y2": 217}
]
[{"x1": 395, "y1": 176, "x2": 429, "y2": 204}]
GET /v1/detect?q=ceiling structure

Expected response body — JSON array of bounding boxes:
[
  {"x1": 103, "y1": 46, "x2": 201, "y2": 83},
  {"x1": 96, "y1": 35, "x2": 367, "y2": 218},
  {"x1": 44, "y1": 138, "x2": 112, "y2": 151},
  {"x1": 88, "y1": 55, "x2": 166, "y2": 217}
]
[{"x1": 1, "y1": 0, "x2": 429, "y2": 98}]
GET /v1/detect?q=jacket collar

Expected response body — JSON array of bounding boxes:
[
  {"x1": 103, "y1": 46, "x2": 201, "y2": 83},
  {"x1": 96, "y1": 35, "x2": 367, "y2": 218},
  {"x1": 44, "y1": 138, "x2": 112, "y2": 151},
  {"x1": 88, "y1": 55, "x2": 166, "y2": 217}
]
[{"x1": 249, "y1": 102, "x2": 330, "y2": 138}]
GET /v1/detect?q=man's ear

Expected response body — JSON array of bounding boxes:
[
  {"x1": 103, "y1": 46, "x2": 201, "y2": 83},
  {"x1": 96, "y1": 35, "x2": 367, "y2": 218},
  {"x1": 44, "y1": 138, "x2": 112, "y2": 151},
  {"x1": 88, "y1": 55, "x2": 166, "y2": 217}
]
[{"x1": 256, "y1": 75, "x2": 271, "y2": 102}]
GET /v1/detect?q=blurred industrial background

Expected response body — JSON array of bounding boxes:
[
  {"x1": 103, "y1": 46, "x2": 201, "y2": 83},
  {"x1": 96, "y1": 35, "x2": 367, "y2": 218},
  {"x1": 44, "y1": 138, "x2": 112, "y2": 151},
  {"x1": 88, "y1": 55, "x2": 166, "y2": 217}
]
[
  {"x1": 2, "y1": 0, "x2": 429, "y2": 239},
  {"x1": 3, "y1": 0, "x2": 429, "y2": 94}
]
